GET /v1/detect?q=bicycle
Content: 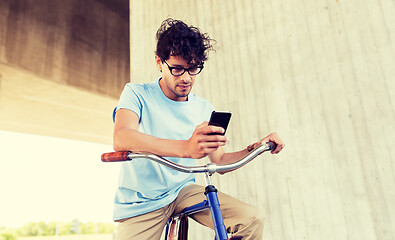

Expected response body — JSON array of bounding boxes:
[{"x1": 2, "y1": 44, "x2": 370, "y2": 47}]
[{"x1": 101, "y1": 142, "x2": 276, "y2": 240}]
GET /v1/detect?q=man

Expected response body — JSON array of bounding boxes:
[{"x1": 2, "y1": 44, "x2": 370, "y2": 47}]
[{"x1": 112, "y1": 18, "x2": 284, "y2": 239}]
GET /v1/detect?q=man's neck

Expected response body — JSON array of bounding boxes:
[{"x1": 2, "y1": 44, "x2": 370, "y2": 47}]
[{"x1": 158, "y1": 78, "x2": 188, "y2": 102}]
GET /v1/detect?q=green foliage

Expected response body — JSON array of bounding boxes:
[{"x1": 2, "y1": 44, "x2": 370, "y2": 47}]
[
  {"x1": 16, "y1": 221, "x2": 54, "y2": 236},
  {"x1": 59, "y1": 222, "x2": 73, "y2": 235},
  {"x1": 3, "y1": 221, "x2": 115, "y2": 237},
  {"x1": 81, "y1": 222, "x2": 95, "y2": 234},
  {"x1": 0, "y1": 226, "x2": 17, "y2": 240},
  {"x1": 96, "y1": 222, "x2": 115, "y2": 234},
  {"x1": 0, "y1": 232, "x2": 17, "y2": 240},
  {"x1": 79, "y1": 222, "x2": 115, "y2": 234}
]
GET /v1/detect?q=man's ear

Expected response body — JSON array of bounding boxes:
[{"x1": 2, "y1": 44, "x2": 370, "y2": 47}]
[{"x1": 155, "y1": 55, "x2": 163, "y2": 72}]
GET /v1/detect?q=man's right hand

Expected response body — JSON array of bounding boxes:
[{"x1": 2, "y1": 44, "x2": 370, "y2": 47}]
[{"x1": 184, "y1": 121, "x2": 227, "y2": 159}]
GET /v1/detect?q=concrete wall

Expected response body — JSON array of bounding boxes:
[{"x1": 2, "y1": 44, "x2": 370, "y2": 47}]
[
  {"x1": 0, "y1": 0, "x2": 129, "y2": 143},
  {"x1": 130, "y1": 1, "x2": 395, "y2": 239},
  {"x1": 0, "y1": 0, "x2": 129, "y2": 97}
]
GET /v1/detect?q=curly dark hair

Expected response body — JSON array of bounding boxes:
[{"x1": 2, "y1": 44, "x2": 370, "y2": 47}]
[{"x1": 155, "y1": 18, "x2": 215, "y2": 66}]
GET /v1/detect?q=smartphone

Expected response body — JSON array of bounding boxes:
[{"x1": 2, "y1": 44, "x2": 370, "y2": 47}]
[{"x1": 208, "y1": 111, "x2": 232, "y2": 135}]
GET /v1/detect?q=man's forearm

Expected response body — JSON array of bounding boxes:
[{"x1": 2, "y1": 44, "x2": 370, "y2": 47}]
[
  {"x1": 113, "y1": 128, "x2": 187, "y2": 158},
  {"x1": 219, "y1": 149, "x2": 250, "y2": 165},
  {"x1": 209, "y1": 147, "x2": 249, "y2": 166},
  {"x1": 208, "y1": 148, "x2": 250, "y2": 174}
]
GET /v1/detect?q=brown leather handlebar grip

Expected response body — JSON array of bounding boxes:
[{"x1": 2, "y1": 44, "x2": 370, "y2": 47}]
[{"x1": 101, "y1": 151, "x2": 131, "y2": 162}]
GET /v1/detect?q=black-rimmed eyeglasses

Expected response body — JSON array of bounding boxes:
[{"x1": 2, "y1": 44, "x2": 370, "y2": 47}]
[{"x1": 163, "y1": 60, "x2": 204, "y2": 76}]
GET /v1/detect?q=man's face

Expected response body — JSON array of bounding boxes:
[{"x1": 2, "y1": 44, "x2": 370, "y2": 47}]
[{"x1": 157, "y1": 55, "x2": 199, "y2": 102}]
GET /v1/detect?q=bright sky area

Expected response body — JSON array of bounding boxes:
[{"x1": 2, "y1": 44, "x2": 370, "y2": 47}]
[{"x1": 0, "y1": 130, "x2": 119, "y2": 228}]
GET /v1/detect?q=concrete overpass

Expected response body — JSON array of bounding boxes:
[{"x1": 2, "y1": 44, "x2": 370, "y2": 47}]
[{"x1": 0, "y1": 0, "x2": 129, "y2": 144}]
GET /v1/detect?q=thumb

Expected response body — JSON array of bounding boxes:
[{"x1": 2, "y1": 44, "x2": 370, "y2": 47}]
[
  {"x1": 198, "y1": 121, "x2": 209, "y2": 128},
  {"x1": 193, "y1": 121, "x2": 208, "y2": 133}
]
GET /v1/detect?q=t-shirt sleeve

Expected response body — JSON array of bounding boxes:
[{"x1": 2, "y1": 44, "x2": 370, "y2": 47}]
[{"x1": 113, "y1": 83, "x2": 143, "y2": 122}]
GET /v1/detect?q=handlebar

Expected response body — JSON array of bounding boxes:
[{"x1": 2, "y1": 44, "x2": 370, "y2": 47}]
[{"x1": 101, "y1": 142, "x2": 276, "y2": 175}]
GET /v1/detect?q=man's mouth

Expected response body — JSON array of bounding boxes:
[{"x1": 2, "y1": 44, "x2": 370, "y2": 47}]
[{"x1": 177, "y1": 84, "x2": 191, "y2": 90}]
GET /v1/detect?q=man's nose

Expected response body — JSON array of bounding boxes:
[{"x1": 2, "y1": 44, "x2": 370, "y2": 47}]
[{"x1": 180, "y1": 70, "x2": 192, "y2": 82}]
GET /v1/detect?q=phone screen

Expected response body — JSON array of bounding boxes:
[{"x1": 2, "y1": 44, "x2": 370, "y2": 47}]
[{"x1": 208, "y1": 111, "x2": 232, "y2": 135}]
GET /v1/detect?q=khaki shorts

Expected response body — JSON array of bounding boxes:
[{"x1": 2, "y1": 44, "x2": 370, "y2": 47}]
[{"x1": 117, "y1": 184, "x2": 263, "y2": 240}]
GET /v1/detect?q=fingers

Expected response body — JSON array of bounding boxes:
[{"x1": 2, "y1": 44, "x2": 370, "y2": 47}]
[
  {"x1": 262, "y1": 132, "x2": 285, "y2": 154},
  {"x1": 196, "y1": 122, "x2": 225, "y2": 135},
  {"x1": 199, "y1": 138, "x2": 227, "y2": 147},
  {"x1": 197, "y1": 125, "x2": 227, "y2": 153},
  {"x1": 197, "y1": 121, "x2": 209, "y2": 128},
  {"x1": 195, "y1": 135, "x2": 227, "y2": 155},
  {"x1": 204, "y1": 126, "x2": 226, "y2": 135},
  {"x1": 201, "y1": 133, "x2": 227, "y2": 142},
  {"x1": 187, "y1": 137, "x2": 225, "y2": 159},
  {"x1": 198, "y1": 143, "x2": 224, "y2": 155},
  {"x1": 187, "y1": 122, "x2": 227, "y2": 159}
]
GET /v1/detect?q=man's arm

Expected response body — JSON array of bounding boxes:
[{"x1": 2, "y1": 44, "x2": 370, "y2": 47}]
[
  {"x1": 113, "y1": 109, "x2": 227, "y2": 159},
  {"x1": 208, "y1": 132, "x2": 285, "y2": 174}
]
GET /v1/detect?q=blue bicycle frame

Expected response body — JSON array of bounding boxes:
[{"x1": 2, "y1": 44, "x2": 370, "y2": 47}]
[{"x1": 164, "y1": 182, "x2": 228, "y2": 240}]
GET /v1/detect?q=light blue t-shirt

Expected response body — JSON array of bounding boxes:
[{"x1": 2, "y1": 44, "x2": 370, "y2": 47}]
[{"x1": 113, "y1": 78, "x2": 214, "y2": 221}]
